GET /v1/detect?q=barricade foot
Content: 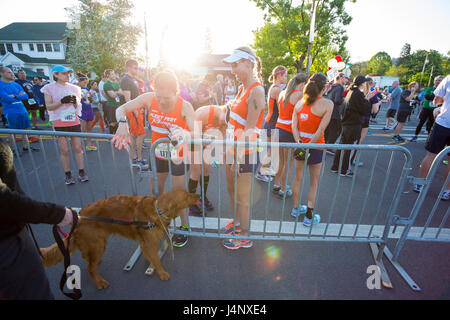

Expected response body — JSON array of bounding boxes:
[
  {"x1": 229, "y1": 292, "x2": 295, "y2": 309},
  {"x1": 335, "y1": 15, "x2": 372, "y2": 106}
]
[
  {"x1": 380, "y1": 244, "x2": 421, "y2": 292},
  {"x1": 145, "y1": 236, "x2": 170, "y2": 276},
  {"x1": 369, "y1": 243, "x2": 393, "y2": 289},
  {"x1": 123, "y1": 246, "x2": 142, "y2": 271}
]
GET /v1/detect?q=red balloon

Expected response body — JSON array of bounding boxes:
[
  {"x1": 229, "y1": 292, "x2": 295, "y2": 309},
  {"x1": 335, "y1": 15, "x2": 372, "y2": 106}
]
[
  {"x1": 334, "y1": 55, "x2": 343, "y2": 63},
  {"x1": 328, "y1": 66, "x2": 332, "y2": 70}
]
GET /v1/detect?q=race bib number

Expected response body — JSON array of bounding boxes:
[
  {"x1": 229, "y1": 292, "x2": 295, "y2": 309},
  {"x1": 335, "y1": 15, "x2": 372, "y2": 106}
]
[
  {"x1": 28, "y1": 98, "x2": 37, "y2": 105},
  {"x1": 155, "y1": 143, "x2": 178, "y2": 160},
  {"x1": 61, "y1": 109, "x2": 76, "y2": 122}
]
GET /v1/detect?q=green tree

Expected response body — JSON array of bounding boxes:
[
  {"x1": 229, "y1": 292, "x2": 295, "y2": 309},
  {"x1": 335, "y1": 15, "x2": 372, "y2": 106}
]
[
  {"x1": 367, "y1": 52, "x2": 392, "y2": 75},
  {"x1": 398, "y1": 43, "x2": 411, "y2": 66},
  {"x1": 385, "y1": 64, "x2": 409, "y2": 85},
  {"x1": 251, "y1": 0, "x2": 354, "y2": 79},
  {"x1": 65, "y1": 0, "x2": 142, "y2": 77}
]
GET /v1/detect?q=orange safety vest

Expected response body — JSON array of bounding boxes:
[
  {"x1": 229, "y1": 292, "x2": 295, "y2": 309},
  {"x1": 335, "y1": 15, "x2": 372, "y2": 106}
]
[
  {"x1": 297, "y1": 97, "x2": 325, "y2": 144},
  {"x1": 276, "y1": 89, "x2": 301, "y2": 133},
  {"x1": 227, "y1": 82, "x2": 264, "y2": 154},
  {"x1": 148, "y1": 95, "x2": 187, "y2": 160}
]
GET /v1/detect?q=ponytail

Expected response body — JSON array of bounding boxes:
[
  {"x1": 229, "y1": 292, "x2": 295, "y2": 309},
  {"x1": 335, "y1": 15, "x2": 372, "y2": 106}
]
[
  {"x1": 302, "y1": 73, "x2": 327, "y2": 106},
  {"x1": 284, "y1": 73, "x2": 308, "y2": 108},
  {"x1": 254, "y1": 56, "x2": 263, "y2": 84}
]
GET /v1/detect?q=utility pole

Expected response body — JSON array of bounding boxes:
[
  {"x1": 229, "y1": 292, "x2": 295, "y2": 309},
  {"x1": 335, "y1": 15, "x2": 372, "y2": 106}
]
[
  {"x1": 305, "y1": 0, "x2": 317, "y2": 75},
  {"x1": 419, "y1": 52, "x2": 429, "y2": 88},
  {"x1": 427, "y1": 65, "x2": 434, "y2": 88}
]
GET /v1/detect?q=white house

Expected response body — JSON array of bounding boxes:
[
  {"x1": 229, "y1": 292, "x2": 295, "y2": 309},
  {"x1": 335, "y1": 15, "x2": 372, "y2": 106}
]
[{"x1": 0, "y1": 22, "x2": 71, "y2": 79}]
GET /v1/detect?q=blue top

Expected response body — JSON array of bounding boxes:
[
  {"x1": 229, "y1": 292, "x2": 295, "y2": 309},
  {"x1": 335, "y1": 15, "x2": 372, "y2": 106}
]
[
  {"x1": 0, "y1": 80, "x2": 28, "y2": 115},
  {"x1": 81, "y1": 87, "x2": 92, "y2": 110},
  {"x1": 33, "y1": 84, "x2": 46, "y2": 105},
  {"x1": 389, "y1": 87, "x2": 402, "y2": 111}
]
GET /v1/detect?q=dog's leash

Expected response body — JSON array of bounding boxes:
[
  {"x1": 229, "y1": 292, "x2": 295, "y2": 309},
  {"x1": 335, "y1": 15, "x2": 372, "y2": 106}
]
[{"x1": 52, "y1": 208, "x2": 82, "y2": 300}]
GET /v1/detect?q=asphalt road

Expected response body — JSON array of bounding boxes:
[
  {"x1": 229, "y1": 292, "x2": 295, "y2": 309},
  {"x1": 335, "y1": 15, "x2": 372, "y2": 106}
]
[{"x1": 2, "y1": 103, "x2": 449, "y2": 300}]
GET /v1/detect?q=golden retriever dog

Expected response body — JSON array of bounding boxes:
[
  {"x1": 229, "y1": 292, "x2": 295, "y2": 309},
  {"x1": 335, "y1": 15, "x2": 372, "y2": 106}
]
[{"x1": 40, "y1": 189, "x2": 199, "y2": 289}]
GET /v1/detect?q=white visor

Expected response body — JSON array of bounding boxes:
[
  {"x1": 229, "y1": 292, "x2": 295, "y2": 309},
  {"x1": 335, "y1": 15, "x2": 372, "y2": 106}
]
[{"x1": 223, "y1": 49, "x2": 256, "y2": 64}]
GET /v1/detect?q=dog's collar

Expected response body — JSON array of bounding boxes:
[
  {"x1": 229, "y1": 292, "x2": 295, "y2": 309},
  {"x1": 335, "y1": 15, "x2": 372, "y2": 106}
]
[{"x1": 154, "y1": 199, "x2": 171, "y2": 222}]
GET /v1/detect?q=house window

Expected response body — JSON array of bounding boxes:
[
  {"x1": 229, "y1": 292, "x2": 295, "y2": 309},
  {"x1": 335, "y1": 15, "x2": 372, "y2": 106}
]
[
  {"x1": 29, "y1": 43, "x2": 34, "y2": 51},
  {"x1": 0, "y1": 43, "x2": 5, "y2": 55},
  {"x1": 6, "y1": 43, "x2": 13, "y2": 53},
  {"x1": 45, "y1": 43, "x2": 53, "y2": 52},
  {"x1": 53, "y1": 43, "x2": 60, "y2": 52},
  {"x1": 37, "y1": 43, "x2": 44, "y2": 52},
  {"x1": 17, "y1": 43, "x2": 23, "y2": 51}
]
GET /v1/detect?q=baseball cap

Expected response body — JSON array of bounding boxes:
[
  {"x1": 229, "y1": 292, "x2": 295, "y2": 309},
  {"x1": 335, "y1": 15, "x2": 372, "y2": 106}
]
[
  {"x1": 52, "y1": 65, "x2": 70, "y2": 73},
  {"x1": 353, "y1": 75, "x2": 370, "y2": 87},
  {"x1": 223, "y1": 49, "x2": 256, "y2": 64}
]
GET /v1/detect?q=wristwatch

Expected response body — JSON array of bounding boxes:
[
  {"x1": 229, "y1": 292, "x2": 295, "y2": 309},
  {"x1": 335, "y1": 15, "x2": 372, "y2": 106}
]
[{"x1": 118, "y1": 117, "x2": 127, "y2": 123}]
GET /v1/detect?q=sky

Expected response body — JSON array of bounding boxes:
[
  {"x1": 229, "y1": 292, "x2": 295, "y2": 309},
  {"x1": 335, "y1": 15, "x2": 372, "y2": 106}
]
[{"x1": 1, "y1": 0, "x2": 449, "y2": 66}]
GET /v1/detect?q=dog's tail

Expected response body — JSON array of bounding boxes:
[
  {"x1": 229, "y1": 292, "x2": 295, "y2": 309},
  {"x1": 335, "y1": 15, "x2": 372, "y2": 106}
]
[{"x1": 40, "y1": 235, "x2": 77, "y2": 267}]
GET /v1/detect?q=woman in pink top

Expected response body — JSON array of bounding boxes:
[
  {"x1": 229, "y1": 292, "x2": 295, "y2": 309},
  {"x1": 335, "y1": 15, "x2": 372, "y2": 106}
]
[{"x1": 41, "y1": 65, "x2": 88, "y2": 185}]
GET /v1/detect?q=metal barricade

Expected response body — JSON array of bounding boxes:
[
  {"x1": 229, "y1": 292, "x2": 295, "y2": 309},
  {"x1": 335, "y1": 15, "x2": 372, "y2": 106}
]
[
  {"x1": 146, "y1": 136, "x2": 418, "y2": 290},
  {"x1": 4, "y1": 128, "x2": 445, "y2": 292}
]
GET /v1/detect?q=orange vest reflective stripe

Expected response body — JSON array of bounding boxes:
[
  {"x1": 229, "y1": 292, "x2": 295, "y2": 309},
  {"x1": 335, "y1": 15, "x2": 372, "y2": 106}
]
[
  {"x1": 127, "y1": 108, "x2": 145, "y2": 136},
  {"x1": 276, "y1": 89, "x2": 300, "y2": 133},
  {"x1": 227, "y1": 82, "x2": 264, "y2": 154},
  {"x1": 297, "y1": 97, "x2": 325, "y2": 144},
  {"x1": 148, "y1": 96, "x2": 187, "y2": 160}
]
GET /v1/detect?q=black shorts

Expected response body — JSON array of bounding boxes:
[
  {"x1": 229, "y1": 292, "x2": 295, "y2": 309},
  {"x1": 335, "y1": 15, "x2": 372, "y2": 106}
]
[
  {"x1": 397, "y1": 111, "x2": 410, "y2": 123},
  {"x1": 22, "y1": 100, "x2": 39, "y2": 111},
  {"x1": 264, "y1": 121, "x2": 277, "y2": 137},
  {"x1": 150, "y1": 158, "x2": 189, "y2": 176},
  {"x1": 362, "y1": 118, "x2": 370, "y2": 129},
  {"x1": 53, "y1": 124, "x2": 82, "y2": 133},
  {"x1": 425, "y1": 123, "x2": 450, "y2": 155},
  {"x1": 295, "y1": 148, "x2": 324, "y2": 165},
  {"x1": 386, "y1": 109, "x2": 396, "y2": 118},
  {"x1": 278, "y1": 128, "x2": 295, "y2": 143},
  {"x1": 227, "y1": 152, "x2": 259, "y2": 174}
]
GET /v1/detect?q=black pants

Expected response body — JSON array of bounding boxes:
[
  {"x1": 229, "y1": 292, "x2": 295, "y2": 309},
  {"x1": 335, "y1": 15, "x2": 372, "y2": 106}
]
[
  {"x1": 332, "y1": 125, "x2": 361, "y2": 174},
  {"x1": 415, "y1": 108, "x2": 435, "y2": 136},
  {"x1": 0, "y1": 227, "x2": 54, "y2": 300},
  {"x1": 325, "y1": 118, "x2": 342, "y2": 145},
  {"x1": 39, "y1": 106, "x2": 47, "y2": 122}
]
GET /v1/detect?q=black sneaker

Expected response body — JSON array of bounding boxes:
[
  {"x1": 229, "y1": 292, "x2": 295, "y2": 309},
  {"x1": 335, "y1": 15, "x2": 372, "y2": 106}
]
[
  {"x1": 173, "y1": 227, "x2": 188, "y2": 247},
  {"x1": 65, "y1": 176, "x2": 76, "y2": 185},
  {"x1": 340, "y1": 171, "x2": 354, "y2": 177},
  {"x1": 78, "y1": 173, "x2": 89, "y2": 182},
  {"x1": 200, "y1": 196, "x2": 214, "y2": 211}
]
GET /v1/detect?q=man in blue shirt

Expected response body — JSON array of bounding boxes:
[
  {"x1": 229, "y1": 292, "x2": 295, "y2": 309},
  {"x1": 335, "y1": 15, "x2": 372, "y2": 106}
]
[
  {"x1": 15, "y1": 69, "x2": 40, "y2": 129},
  {"x1": 0, "y1": 67, "x2": 39, "y2": 151},
  {"x1": 32, "y1": 76, "x2": 47, "y2": 123},
  {"x1": 384, "y1": 81, "x2": 402, "y2": 130}
]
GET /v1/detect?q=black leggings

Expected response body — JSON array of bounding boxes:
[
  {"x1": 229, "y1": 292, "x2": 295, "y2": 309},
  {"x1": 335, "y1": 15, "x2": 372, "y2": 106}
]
[
  {"x1": 415, "y1": 108, "x2": 435, "y2": 136},
  {"x1": 331, "y1": 125, "x2": 361, "y2": 174}
]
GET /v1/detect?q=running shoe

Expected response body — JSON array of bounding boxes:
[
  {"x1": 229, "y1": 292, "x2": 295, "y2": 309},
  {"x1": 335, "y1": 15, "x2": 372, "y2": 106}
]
[
  {"x1": 86, "y1": 144, "x2": 98, "y2": 151},
  {"x1": 131, "y1": 158, "x2": 139, "y2": 167},
  {"x1": 413, "y1": 184, "x2": 423, "y2": 193},
  {"x1": 272, "y1": 185, "x2": 281, "y2": 194},
  {"x1": 173, "y1": 226, "x2": 188, "y2": 247},
  {"x1": 331, "y1": 168, "x2": 338, "y2": 173},
  {"x1": 255, "y1": 173, "x2": 272, "y2": 182},
  {"x1": 78, "y1": 173, "x2": 89, "y2": 182},
  {"x1": 444, "y1": 160, "x2": 449, "y2": 165},
  {"x1": 382, "y1": 127, "x2": 390, "y2": 131},
  {"x1": 326, "y1": 150, "x2": 336, "y2": 156},
  {"x1": 441, "y1": 190, "x2": 450, "y2": 201},
  {"x1": 303, "y1": 214, "x2": 321, "y2": 227},
  {"x1": 28, "y1": 136, "x2": 39, "y2": 143},
  {"x1": 277, "y1": 187, "x2": 292, "y2": 198},
  {"x1": 220, "y1": 220, "x2": 241, "y2": 235},
  {"x1": 340, "y1": 171, "x2": 354, "y2": 177},
  {"x1": 291, "y1": 206, "x2": 308, "y2": 218},
  {"x1": 138, "y1": 160, "x2": 149, "y2": 170},
  {"x1": 199, "y1": 196, "x2": 214, "y2": 211},
  {"x1": 410, "y1": 135, "x2": 418, "y2": 142},
  {"x1": 65, "y1": 176, "x2": 76, "y2": 185},
  {"x1": 352, "y1": 160, "x2": 364, "y2": 167},
  {"x1": 223, "y1": 238, "x2": 253, "y2": 250},
  {"x1": 189, "y1": 204, "x2": 203, "y2": 216},
  {"x1": 22, "y1": 145, "x2": 40, "y2": 152}
]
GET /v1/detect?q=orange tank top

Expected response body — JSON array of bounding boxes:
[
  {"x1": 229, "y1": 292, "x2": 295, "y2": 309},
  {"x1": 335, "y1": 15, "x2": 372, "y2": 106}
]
[
  {"x1": 148, "y1": 95, "x2": 187, "y2": 160},
  {"x1": 227, "y1": 82, "x2": 264, "y2": 154},
  {"x1": 202, "y1": 106, "x2": 221, "y2": 131},
  {"x1": 297, "y1": 97, "x2": 325, "y2": 144},
  {"x1": 276, "y1": 89, "x2": 301, "y2": 133},
  {"x1": 264, "y1": 85, "x2": 280, "y2": 123},
  {"x1": 127, "y1": 108, "x2": 145, "y2": 136}
]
